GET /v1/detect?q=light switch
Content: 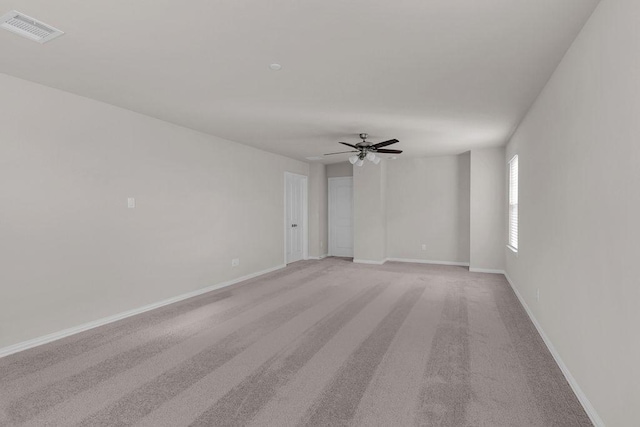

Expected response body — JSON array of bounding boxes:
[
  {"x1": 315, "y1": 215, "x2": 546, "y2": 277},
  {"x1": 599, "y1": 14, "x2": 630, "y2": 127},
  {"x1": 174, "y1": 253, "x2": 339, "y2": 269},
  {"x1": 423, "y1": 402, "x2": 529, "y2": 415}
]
[{"x1": 127, "y1": 197, "x2": 135, "y2": 209}]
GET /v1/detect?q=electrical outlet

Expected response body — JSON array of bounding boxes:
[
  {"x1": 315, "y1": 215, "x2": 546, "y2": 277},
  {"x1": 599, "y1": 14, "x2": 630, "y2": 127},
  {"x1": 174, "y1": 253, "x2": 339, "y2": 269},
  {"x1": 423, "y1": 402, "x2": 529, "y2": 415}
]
[
  {"x1": 127, "y1": 197, "x2": 135, "y2": 209},
  {"x1": 231, "y1": 258, "x2": 240, "y2": 267},
  {"x1": 421, "y1": 244, "x2": 427, "y2": 251},
  {"x1": 536, "y1": 289, "x2": 540, "y2": 302}
]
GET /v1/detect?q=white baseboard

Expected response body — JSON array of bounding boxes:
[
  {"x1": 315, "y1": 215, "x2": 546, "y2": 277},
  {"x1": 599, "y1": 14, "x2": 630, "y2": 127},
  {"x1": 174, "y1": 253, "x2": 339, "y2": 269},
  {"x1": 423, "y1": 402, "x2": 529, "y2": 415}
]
[
  {"x1": 0, "y1": 263, "x2": 286, "y2": 359},
  {"x1": 307, "y1": 254, "x2": 328, "y2": 260},
  {"x1": 352, "y1": 258, "x2": 470, "y2": 267},
  {"x1": 469, "y1": 267, "x2": 506, "y2": 274},
  {"x1": 504, "y1": 273, "x2": 604, "y2": 427},
  {"x1": 386, "y1": 258, "x2": 470, "y2": 267},
  {"x1": 353, "y1": 258, "x2": 387, "y2": 265}
]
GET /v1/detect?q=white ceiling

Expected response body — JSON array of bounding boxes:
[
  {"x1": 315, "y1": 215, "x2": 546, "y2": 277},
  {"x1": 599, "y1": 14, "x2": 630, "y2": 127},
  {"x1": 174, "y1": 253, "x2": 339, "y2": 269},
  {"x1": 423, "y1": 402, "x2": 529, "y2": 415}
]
[{"x1": 0, "y1": 0, "x2": 600, "y2": 163}]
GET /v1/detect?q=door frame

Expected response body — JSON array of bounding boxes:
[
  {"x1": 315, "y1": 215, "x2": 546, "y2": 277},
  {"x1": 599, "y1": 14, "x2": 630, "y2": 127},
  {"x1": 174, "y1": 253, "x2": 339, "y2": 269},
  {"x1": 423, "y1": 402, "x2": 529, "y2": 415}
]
[
  {"x1": 328, "y1": 176, "x2": 354, "y2": 257},
  {"x1": 284, "y1": 171, "x2": 309, "y2": 264}
]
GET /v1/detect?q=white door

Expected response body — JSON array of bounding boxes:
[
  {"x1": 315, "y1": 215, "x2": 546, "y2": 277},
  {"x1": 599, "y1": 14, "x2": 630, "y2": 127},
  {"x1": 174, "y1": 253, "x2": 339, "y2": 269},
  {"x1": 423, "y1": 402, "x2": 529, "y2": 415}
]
[
  {"x1": 329, "y1": 177, "x2": 354, "y2": 257},
  {"x1": 285, "y1": 173, "x2": 307, "y2": 264}
]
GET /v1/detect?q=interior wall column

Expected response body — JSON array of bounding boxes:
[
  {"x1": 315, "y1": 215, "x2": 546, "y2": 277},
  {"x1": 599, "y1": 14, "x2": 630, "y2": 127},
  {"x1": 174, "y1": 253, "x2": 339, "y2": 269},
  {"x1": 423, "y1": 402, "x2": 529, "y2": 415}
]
[{"x1": 353, "y1": 159, "x2": 387, "y2": 263}]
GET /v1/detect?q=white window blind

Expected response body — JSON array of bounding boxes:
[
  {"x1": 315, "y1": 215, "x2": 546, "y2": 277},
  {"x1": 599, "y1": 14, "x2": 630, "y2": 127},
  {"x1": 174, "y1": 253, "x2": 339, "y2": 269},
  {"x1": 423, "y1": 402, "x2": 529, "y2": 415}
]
[{"x1": 508, "y1": 155, "x2": 518, "y2": 250}]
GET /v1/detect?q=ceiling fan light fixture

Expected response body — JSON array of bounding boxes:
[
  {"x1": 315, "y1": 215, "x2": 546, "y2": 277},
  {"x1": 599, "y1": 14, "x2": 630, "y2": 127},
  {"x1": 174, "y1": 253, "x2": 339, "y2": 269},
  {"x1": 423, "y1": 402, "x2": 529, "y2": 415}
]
[{"x1": 325, "y1": 134, "x2": 401, "y2": 166}]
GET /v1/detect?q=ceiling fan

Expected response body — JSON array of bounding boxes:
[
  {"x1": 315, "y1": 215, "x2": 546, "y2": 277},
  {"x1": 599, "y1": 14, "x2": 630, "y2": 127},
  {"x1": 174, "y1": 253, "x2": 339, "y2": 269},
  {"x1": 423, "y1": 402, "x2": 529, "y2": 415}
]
[{"x1": 324, "y1": 133, "x2": 402, "y2": 166}]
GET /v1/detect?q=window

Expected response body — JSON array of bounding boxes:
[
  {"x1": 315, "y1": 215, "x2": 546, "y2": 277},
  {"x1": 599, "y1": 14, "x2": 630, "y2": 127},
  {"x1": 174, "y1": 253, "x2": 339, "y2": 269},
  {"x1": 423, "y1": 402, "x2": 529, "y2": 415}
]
[{"x1": 508, "y1": 155, "x2": 518, "y2": 251}]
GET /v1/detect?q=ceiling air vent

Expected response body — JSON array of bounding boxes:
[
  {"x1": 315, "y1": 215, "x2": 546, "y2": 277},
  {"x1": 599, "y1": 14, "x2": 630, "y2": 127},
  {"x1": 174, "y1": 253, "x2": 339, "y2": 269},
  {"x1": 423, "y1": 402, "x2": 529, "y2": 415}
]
[{"x1": 0, "y1": 10, "x2": 64, "y2": 43}]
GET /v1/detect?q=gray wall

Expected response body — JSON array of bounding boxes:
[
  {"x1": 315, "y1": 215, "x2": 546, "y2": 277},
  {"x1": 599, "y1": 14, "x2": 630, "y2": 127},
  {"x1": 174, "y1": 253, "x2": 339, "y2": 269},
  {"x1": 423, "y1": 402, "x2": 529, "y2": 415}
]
[
  {"x1": 505, "y1": 0, "x2": 639, "y2": 424},
  {"x1": 386, "y1": 155, "x2": 470, "y2": 264},
  {"x1": 353, "y1": 160, "x2": 387, "y2": 262},
  {"x1": 326, "y1": 162, "x2": 353, "y2": 178},
  {"x1": 0, "y1": 73, "x2": 308, "y2": 349},
  {"x1": 470, "y1": 147, "x2": 505, "y2": 271},
  {"x1": 308, "y1": 164, "x2": 328, "y2": 258}
]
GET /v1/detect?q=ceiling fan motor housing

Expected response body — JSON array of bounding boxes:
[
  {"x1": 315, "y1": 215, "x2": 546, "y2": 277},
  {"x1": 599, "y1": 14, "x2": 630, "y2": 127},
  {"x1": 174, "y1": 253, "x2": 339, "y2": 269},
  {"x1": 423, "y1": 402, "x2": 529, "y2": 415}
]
[{"x1": 357, "y1": 133, "x2": 371, "y2": 148}]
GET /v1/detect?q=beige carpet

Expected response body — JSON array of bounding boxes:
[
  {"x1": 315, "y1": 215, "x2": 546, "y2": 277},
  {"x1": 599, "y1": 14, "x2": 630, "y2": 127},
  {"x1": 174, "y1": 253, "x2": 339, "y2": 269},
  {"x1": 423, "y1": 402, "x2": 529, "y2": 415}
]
[{"x1": 0, "y1": 258, "x2": 591, "y2": 426}]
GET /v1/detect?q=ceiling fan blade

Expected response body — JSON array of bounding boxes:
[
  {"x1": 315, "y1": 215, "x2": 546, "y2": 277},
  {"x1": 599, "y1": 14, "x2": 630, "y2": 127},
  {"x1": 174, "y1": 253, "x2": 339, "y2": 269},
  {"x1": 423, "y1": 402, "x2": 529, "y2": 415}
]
[
  {"x1": 375, "y1": 149, "x2": 403, "y2": 154},
  {"x1": 324, "y1": 150, "x2": 358, "y2": 155},
  {"x1": 339, "y1": 142, "x2": 359, "y2": 149},
  {"x1": 371, "y1": 139, "x2": 399, "y2": 149}
]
